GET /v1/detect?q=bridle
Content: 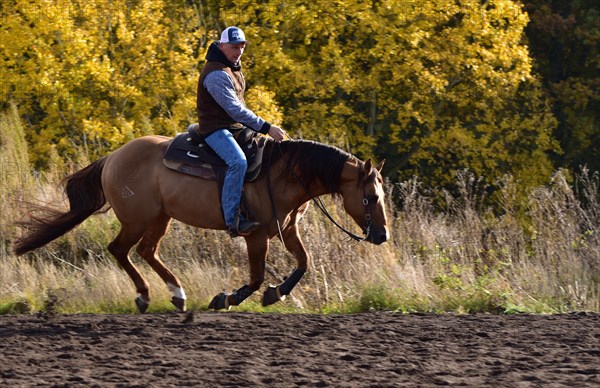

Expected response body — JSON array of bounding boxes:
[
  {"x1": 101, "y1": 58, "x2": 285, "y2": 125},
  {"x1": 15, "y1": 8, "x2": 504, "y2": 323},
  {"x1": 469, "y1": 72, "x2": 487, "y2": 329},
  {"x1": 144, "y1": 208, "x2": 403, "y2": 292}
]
[
  {"x1": 266, "y1": 147, "x2": 376, "y2": 242},
  {"x1": 309, "y1": 191, "x2": 375, "y2": 242}
]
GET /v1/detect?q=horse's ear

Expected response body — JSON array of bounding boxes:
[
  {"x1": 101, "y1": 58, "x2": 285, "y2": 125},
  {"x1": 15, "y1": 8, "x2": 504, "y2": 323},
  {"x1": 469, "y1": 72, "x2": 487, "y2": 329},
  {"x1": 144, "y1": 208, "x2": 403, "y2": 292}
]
[
  {"x1": 364, "y1": 159, "x2": 373, "y2": 172},
  {"x1": 375, "y1": 160, "x2": 385, "y2": 172}
]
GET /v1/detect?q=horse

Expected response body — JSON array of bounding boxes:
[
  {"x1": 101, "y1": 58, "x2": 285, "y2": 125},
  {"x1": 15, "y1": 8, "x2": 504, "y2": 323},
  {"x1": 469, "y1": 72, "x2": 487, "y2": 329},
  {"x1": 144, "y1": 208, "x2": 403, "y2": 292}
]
[{"x1": 14, "y1": 135, "x2": 389, "y2": 312}]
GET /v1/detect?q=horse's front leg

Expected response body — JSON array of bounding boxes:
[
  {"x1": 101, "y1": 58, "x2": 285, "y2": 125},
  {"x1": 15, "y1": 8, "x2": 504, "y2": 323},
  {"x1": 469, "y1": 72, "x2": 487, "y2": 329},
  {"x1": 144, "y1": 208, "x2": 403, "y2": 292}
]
[
  {"x1": 262, "y1": 220, "x2": 308, "y2": 307},
  {"x1": 208, "y1": 234, "x2": 269, "y2": 310}
]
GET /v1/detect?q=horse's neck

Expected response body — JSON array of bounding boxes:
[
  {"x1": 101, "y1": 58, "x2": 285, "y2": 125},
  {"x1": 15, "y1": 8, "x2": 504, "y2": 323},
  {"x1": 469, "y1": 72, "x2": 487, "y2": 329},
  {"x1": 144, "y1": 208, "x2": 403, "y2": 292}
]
[
  {"x1": 338, "y1": 158, "x2": 361, "y2": 189},
  {"x1": 300, "y1": 158, "x2": 358, "y2": 199},
  {"x1": 275, "y1": 140, "x2": 358, "y2": 200}
]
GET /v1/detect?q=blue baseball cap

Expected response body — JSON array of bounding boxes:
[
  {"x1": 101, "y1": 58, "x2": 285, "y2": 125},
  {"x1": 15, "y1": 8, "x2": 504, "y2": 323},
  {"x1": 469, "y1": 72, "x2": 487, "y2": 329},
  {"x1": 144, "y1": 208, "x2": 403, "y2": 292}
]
[{"x1": 220, "y1": 26, "x2": 246, "y2": 44}]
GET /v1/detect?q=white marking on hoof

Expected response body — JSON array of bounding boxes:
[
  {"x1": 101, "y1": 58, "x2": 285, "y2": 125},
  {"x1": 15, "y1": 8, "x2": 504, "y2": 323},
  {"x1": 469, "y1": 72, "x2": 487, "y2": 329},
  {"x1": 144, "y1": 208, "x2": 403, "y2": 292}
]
[
  {"x1": 137, "y1": 293, "x2": 150, "y2": 303},
  {"x1": 276, "y1": 286, "x2": 286, "y2": 302},
  {"x1": 168, "y1": 283, "x2": 187, "y2": 300}
]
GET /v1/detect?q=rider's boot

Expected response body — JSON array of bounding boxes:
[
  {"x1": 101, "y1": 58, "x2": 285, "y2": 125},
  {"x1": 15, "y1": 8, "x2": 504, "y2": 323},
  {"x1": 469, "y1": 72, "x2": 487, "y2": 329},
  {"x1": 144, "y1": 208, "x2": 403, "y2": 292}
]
[{"x1": 228, "y1": 212, "x2": 260, "y2": 237}]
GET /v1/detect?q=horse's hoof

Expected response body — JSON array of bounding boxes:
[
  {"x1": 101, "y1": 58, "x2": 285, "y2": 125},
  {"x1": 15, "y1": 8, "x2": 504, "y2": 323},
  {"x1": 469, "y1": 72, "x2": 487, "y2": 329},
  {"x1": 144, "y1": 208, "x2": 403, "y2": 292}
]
[
  {"x1": 208, "y1": 292, "x2": 230, "y2": 310},
  {"x1": 262, "y1": 285, "x2": 285, "y2": 307},
  {"x1": 135, "y1": 296, "x2": 149, "y2": 314},
  {"x1": 171, "y1": 296, "x2": 186, "y2": 312}
]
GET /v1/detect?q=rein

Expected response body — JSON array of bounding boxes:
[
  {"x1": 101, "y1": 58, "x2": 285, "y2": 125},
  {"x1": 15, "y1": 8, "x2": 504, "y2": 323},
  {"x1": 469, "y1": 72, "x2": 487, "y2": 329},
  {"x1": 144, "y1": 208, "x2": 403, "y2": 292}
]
[
  {"x1": 266, "y1": 142, "x2": 372, "y2": 242},
  {"x1": 309, "y1": 194, "x2": 371, "y2": 242}
]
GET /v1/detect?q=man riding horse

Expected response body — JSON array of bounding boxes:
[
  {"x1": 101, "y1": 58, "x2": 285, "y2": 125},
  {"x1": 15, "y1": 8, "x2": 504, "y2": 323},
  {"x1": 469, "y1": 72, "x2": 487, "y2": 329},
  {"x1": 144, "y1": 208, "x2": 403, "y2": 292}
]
[
  {"x1": 196, "y1": 26, "x2": 286, "y2": 237},
  {"x1": 13, "y1": 27, "x2": 389, "y2": 314}
]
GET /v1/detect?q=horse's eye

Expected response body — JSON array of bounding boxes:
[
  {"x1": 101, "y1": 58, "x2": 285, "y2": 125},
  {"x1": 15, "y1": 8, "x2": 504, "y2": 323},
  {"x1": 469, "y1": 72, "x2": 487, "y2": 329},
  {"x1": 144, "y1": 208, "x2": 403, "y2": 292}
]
[{"x1": 366, "y1": 195, "x2": 379, "y2": 203}]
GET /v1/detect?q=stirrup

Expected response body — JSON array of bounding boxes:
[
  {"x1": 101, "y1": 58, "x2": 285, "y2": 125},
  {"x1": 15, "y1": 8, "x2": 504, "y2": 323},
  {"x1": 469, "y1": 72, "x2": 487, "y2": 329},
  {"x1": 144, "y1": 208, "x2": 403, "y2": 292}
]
[{"x1": 227, "y1": 215, "x2": 260, "y2": 237}]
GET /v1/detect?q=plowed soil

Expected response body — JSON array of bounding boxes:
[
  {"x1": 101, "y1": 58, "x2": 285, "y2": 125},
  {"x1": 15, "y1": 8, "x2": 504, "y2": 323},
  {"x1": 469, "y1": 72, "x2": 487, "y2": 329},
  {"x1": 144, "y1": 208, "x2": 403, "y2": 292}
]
[{"x1": 1, "y1": 312, "x2": 598, "y2": 387}]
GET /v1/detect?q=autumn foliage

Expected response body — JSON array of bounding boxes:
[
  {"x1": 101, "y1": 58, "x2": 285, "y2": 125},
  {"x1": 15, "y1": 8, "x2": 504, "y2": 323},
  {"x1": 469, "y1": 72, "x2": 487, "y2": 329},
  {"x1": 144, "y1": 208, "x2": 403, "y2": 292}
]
[{"x1": 1, "y1": 0, "x2": 598, "y2": 189}]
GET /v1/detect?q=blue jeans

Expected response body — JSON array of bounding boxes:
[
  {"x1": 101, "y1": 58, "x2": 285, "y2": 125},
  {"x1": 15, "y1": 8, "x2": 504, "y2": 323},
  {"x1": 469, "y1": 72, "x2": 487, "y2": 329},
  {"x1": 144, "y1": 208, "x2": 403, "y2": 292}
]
[{"x1": 204, "y1": 129, "x2": 247, "y2": 227}]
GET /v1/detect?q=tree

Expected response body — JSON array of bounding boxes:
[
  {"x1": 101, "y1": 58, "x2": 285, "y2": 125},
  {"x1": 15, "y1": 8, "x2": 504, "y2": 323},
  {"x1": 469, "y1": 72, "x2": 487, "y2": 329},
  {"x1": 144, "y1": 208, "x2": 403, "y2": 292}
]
[
  {"x1": 524, "y1": 0, "x2": 600, "y2": 174},
  {"x1": 238, "y1": 0, "x2": 559, "y2": 189},
  {"x1": 2, "y1": 0, "x2": 562, "y2": 194},
  {"x1": 1, "y1": 0, "x2": 201, "y2": 166}
]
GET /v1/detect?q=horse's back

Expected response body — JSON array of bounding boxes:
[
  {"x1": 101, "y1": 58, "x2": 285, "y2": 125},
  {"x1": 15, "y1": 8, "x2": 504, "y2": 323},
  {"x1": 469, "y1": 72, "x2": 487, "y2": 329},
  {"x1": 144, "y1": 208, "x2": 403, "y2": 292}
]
[
  {"x1": 102, "y1": 135, "x2": 226, "y2": 228},
  {"x1": 113, "y1": 135, "x2": 170, "y2": 156}
]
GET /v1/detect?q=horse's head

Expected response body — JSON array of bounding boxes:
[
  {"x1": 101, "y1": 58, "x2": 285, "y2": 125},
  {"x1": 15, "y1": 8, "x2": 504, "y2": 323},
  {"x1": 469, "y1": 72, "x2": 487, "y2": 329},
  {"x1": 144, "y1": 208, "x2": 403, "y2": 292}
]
[{"x1": 340, "y1": 159, "x2": 389, "y2": 245}]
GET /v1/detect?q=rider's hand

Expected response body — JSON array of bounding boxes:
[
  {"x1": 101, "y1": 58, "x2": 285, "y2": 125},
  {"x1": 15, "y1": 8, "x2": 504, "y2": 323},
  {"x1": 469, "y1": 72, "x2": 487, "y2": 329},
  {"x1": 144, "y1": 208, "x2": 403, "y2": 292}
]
[{"x1": 268, "y1": 125, "x2": 286, "y2": 142}]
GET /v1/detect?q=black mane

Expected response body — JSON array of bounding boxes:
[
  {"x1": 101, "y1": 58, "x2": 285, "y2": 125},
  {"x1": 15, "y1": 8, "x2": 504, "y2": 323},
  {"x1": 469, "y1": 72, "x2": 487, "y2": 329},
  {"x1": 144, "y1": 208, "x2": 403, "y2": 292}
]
[{"x1": 265, "y1": 140, "x2": 352, "y2": 193}]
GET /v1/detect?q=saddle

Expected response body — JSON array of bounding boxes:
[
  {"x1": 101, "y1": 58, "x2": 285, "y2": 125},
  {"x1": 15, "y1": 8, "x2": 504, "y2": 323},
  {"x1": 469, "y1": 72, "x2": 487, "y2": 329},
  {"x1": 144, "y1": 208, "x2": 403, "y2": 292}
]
[{"x1": 163, "y1": 124, "x2": 268, "y2": 182}]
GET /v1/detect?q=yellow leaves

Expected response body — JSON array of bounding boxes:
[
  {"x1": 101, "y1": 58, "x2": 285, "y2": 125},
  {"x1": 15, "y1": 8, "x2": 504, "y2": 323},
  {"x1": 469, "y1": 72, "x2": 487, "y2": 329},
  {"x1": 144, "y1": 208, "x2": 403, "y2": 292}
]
[
  {"x1": 1, "y1": 0, "x2": 559, "y2": 189},
  {"x1": 83, "y1": 114, "x2": 107, "y2": 141},
  {"x1": 83, "y1": 115, "x2": 134, "y2": 147},
  {"x1": 1, "y1": 0, "x2": 203, "y2": 165},
  {"x1": 244, "y1": 85, "x2": 283, "y2": 126},
  {"x1": 405, "y1": 29, "x2": 431, "y2": 48}
]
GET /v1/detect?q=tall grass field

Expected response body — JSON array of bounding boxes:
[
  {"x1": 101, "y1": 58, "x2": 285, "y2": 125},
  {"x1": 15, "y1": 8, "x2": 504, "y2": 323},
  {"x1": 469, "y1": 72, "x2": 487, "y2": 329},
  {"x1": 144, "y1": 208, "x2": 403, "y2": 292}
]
[{"x1": 1, "y1": 106, "x2": 598, "y2": 314}]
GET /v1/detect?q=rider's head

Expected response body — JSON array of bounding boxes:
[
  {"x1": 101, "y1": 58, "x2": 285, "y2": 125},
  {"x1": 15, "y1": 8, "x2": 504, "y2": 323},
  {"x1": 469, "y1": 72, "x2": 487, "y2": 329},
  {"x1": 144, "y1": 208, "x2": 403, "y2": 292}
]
[{"x1": 219, "y1": 26, "x2": 247, "y2": 65}]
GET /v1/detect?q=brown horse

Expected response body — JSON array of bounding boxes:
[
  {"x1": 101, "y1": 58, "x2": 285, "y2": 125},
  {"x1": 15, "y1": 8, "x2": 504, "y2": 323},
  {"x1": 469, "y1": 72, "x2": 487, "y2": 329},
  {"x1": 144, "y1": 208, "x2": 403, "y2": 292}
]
[{"x1": 14, "y1": 136, "x2": 388, "y2": 312}]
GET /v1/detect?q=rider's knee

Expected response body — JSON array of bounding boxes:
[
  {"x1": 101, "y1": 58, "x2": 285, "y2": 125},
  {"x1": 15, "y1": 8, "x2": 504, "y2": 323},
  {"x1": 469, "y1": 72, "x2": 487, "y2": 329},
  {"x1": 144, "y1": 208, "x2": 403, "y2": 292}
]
[{"x1": 229, "y1": 157, "x2": 247, "y2": 172}]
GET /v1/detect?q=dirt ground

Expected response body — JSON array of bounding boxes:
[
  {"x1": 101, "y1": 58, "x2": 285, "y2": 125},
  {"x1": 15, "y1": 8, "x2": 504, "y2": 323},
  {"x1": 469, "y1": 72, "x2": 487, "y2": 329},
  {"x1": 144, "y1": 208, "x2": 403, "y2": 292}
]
[{"x1": 0, "y1": 312, "x2": 598, "y2": 387}]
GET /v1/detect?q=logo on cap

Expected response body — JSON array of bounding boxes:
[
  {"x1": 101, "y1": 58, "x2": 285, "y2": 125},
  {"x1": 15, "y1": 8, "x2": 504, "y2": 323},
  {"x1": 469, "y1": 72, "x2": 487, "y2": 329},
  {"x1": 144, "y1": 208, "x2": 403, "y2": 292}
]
[{"x1": 221, "y1": 26, "x2": 246, "y2": 44}]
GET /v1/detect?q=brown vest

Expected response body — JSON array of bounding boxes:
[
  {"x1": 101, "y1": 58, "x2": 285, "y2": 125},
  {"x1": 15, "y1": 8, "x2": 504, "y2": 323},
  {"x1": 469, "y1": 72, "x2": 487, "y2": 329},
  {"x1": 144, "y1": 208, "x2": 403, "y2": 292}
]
[{"x1": 196, "y1": 61, "x2": 245, "y2": 135}]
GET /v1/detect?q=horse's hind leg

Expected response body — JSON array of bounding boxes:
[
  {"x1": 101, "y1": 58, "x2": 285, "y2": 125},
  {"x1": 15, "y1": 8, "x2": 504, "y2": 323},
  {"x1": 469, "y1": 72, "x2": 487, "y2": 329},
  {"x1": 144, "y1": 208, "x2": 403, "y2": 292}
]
[
  {"x1": 107, "y1": 224, "x2": 149, "y2": 312},
  {"x1": 135, "y1": 213, "x2": 187, "y2": 312}
]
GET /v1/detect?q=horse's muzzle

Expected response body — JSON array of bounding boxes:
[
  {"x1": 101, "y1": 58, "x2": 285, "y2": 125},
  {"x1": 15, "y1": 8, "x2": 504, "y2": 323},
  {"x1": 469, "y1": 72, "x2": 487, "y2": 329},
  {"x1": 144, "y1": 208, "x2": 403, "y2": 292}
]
[{"x1": 366, "y1": 226, "x2": 388, "y2": 245}]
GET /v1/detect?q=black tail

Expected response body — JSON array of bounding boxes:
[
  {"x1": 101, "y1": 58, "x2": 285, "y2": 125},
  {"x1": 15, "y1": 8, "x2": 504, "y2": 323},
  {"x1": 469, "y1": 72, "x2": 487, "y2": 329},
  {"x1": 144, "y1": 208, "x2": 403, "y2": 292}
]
[{"x1": 13, "y1": 156, "x2": 108, "y2": 255}]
